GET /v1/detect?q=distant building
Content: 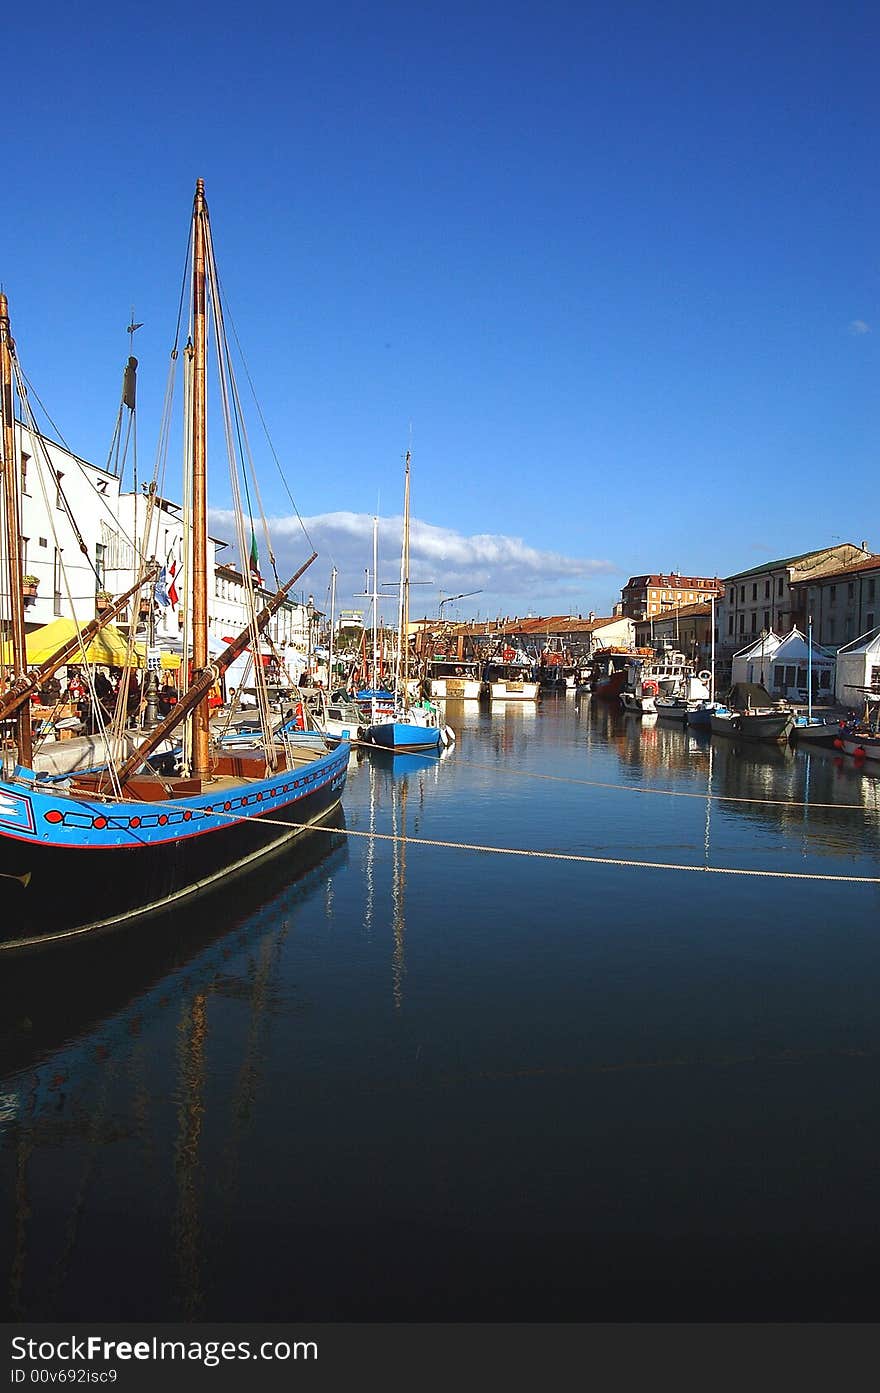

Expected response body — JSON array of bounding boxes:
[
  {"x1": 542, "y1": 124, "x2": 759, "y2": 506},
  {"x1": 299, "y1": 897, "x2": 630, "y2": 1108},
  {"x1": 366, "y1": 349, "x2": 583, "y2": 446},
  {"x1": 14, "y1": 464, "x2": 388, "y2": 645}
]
[
  {"x1": 717, "y1": 543, "x2": 872, "y2": 658},
  {"x1": 621, "y1": 572, "x2": 723, "y2": 622},
  {"x1": 788, "y1": 554, "x2": 880, "y2": 651},
  {"x1": 634, "y1": 600, "x2": 714, "y2": 662}
]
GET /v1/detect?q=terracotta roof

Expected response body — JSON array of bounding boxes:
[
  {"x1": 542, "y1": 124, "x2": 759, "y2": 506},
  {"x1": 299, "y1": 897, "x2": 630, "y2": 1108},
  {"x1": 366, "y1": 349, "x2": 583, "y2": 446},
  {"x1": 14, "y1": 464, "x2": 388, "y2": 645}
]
[{"x1": 624, "y1": 574, "x2": 721, "y2": 590}]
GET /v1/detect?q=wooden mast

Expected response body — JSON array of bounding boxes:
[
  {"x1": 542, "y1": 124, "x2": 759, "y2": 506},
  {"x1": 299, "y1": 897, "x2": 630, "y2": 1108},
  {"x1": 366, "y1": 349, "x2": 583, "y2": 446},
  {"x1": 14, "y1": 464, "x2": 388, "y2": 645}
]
[
  {"x1": 400, "y1": 449, "x2": 411, "y2": 703},
  {"x1": 0, "y1": 293, "x2": 32, "y2": 767},
  {"x1": 191, "y1": 179, "x2": 210, "y2": 780}
]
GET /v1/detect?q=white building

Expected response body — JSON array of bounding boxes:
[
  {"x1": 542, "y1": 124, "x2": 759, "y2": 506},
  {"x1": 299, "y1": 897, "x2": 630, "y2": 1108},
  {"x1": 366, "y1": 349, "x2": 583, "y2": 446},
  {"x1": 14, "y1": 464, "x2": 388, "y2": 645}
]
[{"x1": 1, "y1": 423, "x2": 122, "y2": 634}]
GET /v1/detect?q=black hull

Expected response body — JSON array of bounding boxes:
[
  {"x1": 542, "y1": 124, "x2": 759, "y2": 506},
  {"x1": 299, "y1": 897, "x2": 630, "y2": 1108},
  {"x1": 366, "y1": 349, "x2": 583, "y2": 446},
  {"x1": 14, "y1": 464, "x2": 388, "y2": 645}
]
[{"x1": 0, "y1": 779, "x2": 344, "y2": 951}]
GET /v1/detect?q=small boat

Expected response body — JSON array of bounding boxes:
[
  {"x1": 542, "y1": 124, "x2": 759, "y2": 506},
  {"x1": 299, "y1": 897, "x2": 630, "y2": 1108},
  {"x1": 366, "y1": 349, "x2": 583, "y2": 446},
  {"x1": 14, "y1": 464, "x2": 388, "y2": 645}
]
[
  {"x1": 836, "y1": 692, "x2": 880, "y2": 761},
  {"x1": 655, "y1": 672, "x2": 713, "y2": 722},
  {"x1": 709, "y1": 683, "x2": 795, "y2": 743},
  {"x1": 427, "y1": 658, "x2": 482, "y2": 701},
  {"x1": 790, "y1": 620, "x2": 838, "y2": 745},
  {"x1": 481, "y1": 660, "x2": 540, "y2": 702},
  {"x1": 362, "y1": 450, "x2": 452, "y2": 753}
]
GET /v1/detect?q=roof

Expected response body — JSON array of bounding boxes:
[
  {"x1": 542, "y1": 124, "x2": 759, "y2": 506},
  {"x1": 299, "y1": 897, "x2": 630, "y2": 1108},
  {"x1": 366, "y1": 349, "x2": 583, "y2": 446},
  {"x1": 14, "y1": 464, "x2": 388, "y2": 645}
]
[
  {"x1": 788, "y1": 554, "x2": 880, "y2": 586},
  {"x1": 624, "y1": 574, "x2": 721, "y2": 590},
  {"x1": 724, "y1": 545, "x2": 868, "y2": 582},
  {"x1": 645, "y1": 600, "x2": 712, "y2": 621}
]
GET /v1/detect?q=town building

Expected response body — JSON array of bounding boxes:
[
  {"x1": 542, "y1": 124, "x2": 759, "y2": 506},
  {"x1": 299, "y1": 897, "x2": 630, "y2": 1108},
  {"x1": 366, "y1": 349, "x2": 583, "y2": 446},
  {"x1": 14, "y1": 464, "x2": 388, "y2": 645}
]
[
  {"x1": 787, "y1": 554, "x2": 880, "y2": 651},
  {"x1": 3, "y1": 423, "x2": 122, "y2": 634},
  {"x1": 634, "y1": 600, "x2": 714, "y2": 663},
  {"x1": 621, "y1": 572, "x2": 723, "y2": 622},
  {"x1": 716, "y1": 543, "x2": 872, "y2": 660}
]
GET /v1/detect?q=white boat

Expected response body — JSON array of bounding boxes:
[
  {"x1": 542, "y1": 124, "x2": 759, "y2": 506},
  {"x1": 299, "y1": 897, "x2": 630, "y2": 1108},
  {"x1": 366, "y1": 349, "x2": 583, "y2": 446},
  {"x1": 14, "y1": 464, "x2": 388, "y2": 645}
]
[
  {"x1": 655, "y1": 672, "x2": 712, "y2": 721},
  {"x1": 482, "y1": 661, "x2": 540, "y2": 702},
  {"x1": 428, "y1": 658, "x2": 482, "y2": 701}
]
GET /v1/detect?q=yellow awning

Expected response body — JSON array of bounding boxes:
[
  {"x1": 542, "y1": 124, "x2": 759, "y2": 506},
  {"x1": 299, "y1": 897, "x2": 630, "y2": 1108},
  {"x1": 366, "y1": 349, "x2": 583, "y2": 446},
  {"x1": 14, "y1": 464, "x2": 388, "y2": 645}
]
[{"x1": 2, "y1": 618, "x2": 180, "y2": 670}]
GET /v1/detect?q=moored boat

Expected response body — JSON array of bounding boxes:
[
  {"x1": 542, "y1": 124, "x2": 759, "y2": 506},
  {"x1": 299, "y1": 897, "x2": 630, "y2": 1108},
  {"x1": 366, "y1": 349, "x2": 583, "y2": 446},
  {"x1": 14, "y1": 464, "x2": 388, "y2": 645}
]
[{"x1": 0, "y1": 183, "x2": 348, "y2": 952}]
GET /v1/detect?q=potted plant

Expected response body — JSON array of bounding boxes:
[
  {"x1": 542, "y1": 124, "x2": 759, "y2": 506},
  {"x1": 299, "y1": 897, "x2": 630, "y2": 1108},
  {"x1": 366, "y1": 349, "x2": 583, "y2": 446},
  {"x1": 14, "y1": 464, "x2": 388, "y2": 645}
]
[
  {"x1": 22, "y1": 575, "x2": 39, "y2": 603},
  {"x1": 96, "y1": 589, "x2": 113, "y2": 612}
]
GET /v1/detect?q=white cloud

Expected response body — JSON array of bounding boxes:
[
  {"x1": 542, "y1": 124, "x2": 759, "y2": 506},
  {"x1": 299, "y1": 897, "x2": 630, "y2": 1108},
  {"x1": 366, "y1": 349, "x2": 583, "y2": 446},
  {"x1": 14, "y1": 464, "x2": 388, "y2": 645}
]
[
  {"x1": 209, "y1": 508, "x2": 617, "y2": 618},
  {"x1": 848, "y1": 319, "x2": 871, "y2": 335}
]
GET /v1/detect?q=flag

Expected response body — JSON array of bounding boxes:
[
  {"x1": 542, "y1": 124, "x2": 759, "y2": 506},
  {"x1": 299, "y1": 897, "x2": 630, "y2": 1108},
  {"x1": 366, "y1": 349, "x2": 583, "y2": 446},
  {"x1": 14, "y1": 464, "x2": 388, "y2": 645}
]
[
  {"x1": 167, "y1": 559, "x2": 179, "y2": 608},
  {"x1": 249, "y1": 530, "x2": 263, "y2": 586},
  {"x1": 155, "y1": 567, "x2": 170, "y2": 608}
]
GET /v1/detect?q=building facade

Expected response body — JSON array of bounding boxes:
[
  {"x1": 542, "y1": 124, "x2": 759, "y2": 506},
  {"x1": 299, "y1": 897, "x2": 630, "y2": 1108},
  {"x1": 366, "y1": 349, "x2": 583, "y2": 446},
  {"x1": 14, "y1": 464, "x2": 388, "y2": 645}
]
[
  {"x1": 621, "y1": 573, "x2": 723, "y2": 622},
  {"x1": 716, "y1": 544, "x2": 872, "y2": 660}
]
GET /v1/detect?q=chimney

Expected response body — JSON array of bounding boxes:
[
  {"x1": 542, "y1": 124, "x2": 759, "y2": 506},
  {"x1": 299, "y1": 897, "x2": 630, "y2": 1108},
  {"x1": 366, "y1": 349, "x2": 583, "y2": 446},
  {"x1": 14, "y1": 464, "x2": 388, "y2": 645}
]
[{"x1": 861, "y1": 540, "x2": 869, "y2": 551}]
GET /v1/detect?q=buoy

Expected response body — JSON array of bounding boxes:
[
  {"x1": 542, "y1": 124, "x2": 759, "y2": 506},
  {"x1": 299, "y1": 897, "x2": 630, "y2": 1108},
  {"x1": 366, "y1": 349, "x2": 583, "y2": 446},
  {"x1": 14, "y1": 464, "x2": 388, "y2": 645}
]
[
  {"x1": 833, "y1": 737, "x2": 843, "y2": 750},
  {"x1": 444, "y1": 725, "x2": 456, "y2": 742},
  {"x1": 854, "y1": 747, "x2": 866, "y2": 760},
  {"x1": 439, "y1": 727, "x2": 449, "y2": 747}
]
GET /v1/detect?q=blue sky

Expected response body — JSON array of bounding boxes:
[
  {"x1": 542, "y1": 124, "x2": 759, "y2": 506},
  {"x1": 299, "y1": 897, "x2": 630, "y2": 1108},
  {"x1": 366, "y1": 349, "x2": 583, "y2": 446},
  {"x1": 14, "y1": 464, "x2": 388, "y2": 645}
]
[{"x1": 4, "y1": 1, "x2": 878, "y2": 623}]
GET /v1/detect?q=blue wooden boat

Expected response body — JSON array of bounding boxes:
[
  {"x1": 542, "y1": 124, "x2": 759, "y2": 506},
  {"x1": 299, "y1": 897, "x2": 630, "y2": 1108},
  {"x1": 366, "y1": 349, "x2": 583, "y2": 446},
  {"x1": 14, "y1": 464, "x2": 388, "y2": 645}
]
[{"x1": 0, "y1": 183, "x2": 348, "y2": 952}]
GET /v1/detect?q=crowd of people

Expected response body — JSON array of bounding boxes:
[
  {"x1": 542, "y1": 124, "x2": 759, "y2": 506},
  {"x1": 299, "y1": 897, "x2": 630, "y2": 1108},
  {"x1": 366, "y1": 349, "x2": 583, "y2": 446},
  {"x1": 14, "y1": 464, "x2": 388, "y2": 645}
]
[{"x1": 0, "y1": 665, "x2": 180, "y2": 734}]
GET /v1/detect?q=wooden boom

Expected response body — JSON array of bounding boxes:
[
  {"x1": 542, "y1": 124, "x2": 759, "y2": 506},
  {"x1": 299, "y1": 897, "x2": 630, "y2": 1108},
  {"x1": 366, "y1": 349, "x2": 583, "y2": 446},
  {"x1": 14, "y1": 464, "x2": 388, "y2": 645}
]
[{"x1": 113, "y1": 552, "x2": 318, "y2": 786}]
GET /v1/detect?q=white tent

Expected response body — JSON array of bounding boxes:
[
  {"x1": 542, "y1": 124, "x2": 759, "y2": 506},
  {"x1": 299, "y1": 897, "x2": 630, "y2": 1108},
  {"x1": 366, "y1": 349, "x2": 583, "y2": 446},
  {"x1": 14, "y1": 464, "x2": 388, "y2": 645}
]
[
  {"x1": 730, "y1": 631, "x2": 782, "y2": 688},
  {"x1": 835, "y1": 628, "x2": 880, "y2": 707},
  {"x1": 731, "y1": 628, "x2": 835, "y2": 701}
]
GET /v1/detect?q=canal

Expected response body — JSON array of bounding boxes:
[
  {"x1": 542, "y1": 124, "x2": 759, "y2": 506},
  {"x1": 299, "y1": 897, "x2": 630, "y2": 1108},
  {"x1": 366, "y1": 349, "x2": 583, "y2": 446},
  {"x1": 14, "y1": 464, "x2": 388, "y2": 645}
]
[{"x1": 2, "y1": 694, "x2": 879, "y2": 1320}]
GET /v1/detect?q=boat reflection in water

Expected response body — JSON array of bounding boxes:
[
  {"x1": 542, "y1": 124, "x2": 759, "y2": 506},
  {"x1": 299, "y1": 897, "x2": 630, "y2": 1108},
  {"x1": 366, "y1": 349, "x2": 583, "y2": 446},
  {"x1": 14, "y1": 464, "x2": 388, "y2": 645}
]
[{"x1": 0, "y1": 815, "x2": 348, "y2": 1320}]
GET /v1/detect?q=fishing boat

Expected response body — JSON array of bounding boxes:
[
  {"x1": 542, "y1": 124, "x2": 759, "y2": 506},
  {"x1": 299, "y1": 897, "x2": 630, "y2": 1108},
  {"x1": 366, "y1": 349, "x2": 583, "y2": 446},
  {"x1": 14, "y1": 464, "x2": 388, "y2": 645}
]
[
  {"x1": 790, "y1": 618, "x2": 838, "y2": 745},
  {"x1": 481, "y1": 655, "x2": 540, "y2": 702},
  {"x1": 0, "y1": 182, "x2": 348, "y2": 952},
  {"x1": 835, "y1": 692, "x2": 880, "y2": 761},
  {"x1": 709, "y1": 683, "x2": 795, "y2": 743},
  {"x1": 363, "y1": 452, "x2": 450, "y2": 752},
  {"x1": 427, "y1": 657, "x2": 483, "y2": 701}
]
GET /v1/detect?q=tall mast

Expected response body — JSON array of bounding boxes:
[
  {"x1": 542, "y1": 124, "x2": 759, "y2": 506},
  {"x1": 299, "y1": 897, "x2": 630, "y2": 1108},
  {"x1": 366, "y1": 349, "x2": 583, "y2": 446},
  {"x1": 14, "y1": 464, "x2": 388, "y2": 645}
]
[
  {"x1": 371, "y1": 515, "x2": 378, "y2": 723},
  {"x1": 191, "y1": 179, "x2": 210, "y2": 780},
  {"x1": 0, "y1": 294, "x2": 32, "y2": 767},
  {"x1": 400, "y1": 449, "x2": 411, "y2": 700}
]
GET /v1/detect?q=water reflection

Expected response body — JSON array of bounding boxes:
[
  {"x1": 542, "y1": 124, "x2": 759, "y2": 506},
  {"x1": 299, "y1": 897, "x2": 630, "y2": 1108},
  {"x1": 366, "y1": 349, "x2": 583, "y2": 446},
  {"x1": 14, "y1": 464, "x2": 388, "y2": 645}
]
[{"x1": 0, "y1": 823, "x2": 348, "y2": 1320}]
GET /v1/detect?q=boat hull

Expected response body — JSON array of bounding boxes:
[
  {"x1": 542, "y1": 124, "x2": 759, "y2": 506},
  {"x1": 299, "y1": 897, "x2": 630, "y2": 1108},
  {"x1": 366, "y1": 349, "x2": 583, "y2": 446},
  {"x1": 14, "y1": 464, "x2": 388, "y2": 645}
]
[
  {"x1": 430, "y1": 677, "x2": 482, "y2": 700},
  {"x1": 710, "y1": 711, "x2": 795, "y2": 742},
  {"x1": 365, "y1": 721, "x2": 442, "y2": 752},
  {"x1": 0, "y1": 746, "x2": 349, "y2": 951},
  {"x1": 791, "y1": 720, "x2": 838, "y2": 745},
  {"x1": 838, "y1": 730, "x2": 880, "y2": 761},
  {"x1": 484, "y1": 681, "x2": 540, "y2": 701}
]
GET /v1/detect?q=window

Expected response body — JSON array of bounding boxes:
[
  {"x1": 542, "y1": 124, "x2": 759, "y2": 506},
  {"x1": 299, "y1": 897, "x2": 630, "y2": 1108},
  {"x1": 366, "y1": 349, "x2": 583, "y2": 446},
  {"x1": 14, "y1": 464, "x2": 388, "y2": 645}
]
[
  {"x1": 729, "y1": 587, "x2": 734, "y2": 603},
  {"x1": 20, "y1": 536, "x2": 29, "y2": 570},
  {"x1": 739, "y1": 586, "x2": 745, "y2": 603},
  {"x1": 750, "y1": 612, "x2": 757, "y2": 633},
  {"x1": 752, "y1": 583, "x2": 757, "y2": 601},
  {"x1": 869, "y1": 579, "x2": 876, "y2": 601},
  {"x1": 53, "y1": 548, "x2": 62, "y2": 617},
  {"x1": 777, "y1": 577, "x2": 783, "y2": 595},
  {"x1": 773, "y1": 667, "x2": 785, "y2": 690},
  {"x1": 20, "y1": 453, "x2": 30, "y2": 494},
  {"x1": 796, "y1": 666, "x2": 807, "y2": 688},
  {"x1": 728, "y1": 616, "x2": 734, "y2": 636},
  {"x1": 871, "y1": 665, "x2": 880, "y2": 692},
  {"x1": 764, "y1": 579, "x2": 770, "y2": 599},
  {"x1": 95, "y1": 541, "x2": 105, "y2": 589},
  {"x1": 848, "y1": 582, "x2": 855, "y2": 600},
  {"x1": 820, "y1": 670, "x2": 831, "y2": 689},
  {"x1": 829, "y1": 585, "x2": 836, "y2": 605},
  {"x1": 868, "y1": 612, "x2": 875, "y2": 631},
  {"x1": 763, "y1": 611, "x2": 770, "y2": 630}
]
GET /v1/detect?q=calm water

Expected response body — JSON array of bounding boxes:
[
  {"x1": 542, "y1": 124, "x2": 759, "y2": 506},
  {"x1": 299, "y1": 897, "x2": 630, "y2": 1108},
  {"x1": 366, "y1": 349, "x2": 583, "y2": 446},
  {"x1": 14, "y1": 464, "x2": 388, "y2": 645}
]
[{"x1": 2, "y1": 695, "x2": 880, "y2": 1320}]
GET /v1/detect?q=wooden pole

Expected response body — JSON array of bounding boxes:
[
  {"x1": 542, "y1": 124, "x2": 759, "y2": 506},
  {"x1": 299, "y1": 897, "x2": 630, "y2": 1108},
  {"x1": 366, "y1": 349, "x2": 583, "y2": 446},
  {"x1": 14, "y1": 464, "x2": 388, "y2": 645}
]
[
  {"x1": 0, "y1": 294, "x2": 32, "y2": 766},
  {"x1": 191, "y1": 179, "x2": 210, "y2": 779}
]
